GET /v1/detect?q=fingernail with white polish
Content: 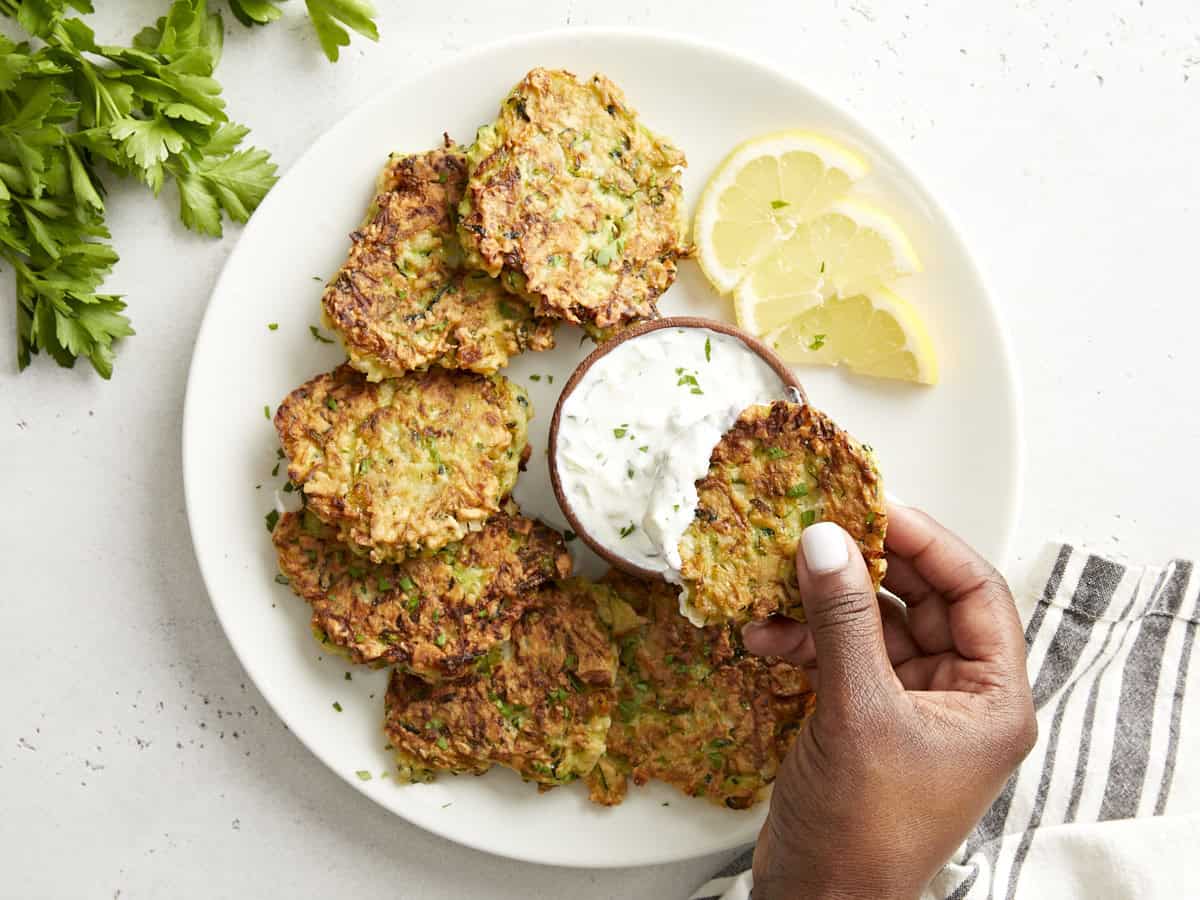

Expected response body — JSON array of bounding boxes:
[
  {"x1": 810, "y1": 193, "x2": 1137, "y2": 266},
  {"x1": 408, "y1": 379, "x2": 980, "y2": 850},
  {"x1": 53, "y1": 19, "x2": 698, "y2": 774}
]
[{"x1": 800, "y1": 521, "x2": 849, "y2": 575}]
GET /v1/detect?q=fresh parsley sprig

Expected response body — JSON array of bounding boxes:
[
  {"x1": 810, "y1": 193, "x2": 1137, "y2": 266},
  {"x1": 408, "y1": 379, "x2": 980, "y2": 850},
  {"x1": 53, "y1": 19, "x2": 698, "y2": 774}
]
[{"x1": 0, "y1": 0, "x2": 379, "y2": 379}]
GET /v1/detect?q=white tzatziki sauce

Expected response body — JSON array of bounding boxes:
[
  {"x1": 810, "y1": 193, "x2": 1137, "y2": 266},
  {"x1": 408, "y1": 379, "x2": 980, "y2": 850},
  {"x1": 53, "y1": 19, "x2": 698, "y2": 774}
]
[{"x1": 556, "y1": 326, "x2": 790, "y2": 589}]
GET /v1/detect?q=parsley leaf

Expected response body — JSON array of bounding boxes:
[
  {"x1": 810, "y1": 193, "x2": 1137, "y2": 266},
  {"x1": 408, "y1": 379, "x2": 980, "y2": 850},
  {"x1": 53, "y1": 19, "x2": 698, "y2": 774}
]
[
  {"x1": 305, "y1": 0, "x2": 379, "y2": 63},
  {"x1": 228, "y1": 0, "x2": 285, "y2": 27}
]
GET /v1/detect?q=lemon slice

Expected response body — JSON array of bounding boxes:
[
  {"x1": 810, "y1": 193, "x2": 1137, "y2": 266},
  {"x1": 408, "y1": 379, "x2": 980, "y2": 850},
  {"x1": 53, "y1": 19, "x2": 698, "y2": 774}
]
[
  {"x1": 769, "y1": 288, "x2": 938, "y2": 384},
  {"x1": 733, "y1": 198, "x2": 923, "y2": 334},
  {"x1": 694, "y1": 132, "x2": 869, "y2": 293}
]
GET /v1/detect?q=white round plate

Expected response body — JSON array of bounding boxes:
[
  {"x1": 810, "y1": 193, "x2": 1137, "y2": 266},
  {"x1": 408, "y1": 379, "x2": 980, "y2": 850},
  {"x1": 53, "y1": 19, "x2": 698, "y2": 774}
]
[{"x1": 183, "y1": 29, "x2": 1021, "y2": 868}]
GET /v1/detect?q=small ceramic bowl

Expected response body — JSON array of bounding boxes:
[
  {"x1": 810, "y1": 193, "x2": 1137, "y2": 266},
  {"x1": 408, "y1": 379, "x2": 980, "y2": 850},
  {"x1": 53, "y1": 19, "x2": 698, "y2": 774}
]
[{"x1": 547, "y1": 316, "x2": 805, "y2": 579}]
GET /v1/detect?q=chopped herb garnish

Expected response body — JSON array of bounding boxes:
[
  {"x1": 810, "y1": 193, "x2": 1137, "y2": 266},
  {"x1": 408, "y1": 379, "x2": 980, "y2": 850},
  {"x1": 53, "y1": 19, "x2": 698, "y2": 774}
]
[
  {"x1": 377, "y1": 577, "x2": 393, "y2": 592},
  {"x1": 809, "y1": 334, "x2": 827, "y2": 350},
  {"x1": 357, "y1": 458, "x2": 372, "y2": 475},
  {"x1": 801, "y1": 509, "x2": 817, "y2": 527},
  {"x1": 271, "y1": 462, "x2": 281, "y2": 477},
  {"x1": 309, "y1": 325, "x2": 334, "y2": 344},
  {"x1": 691, "y1": 387, "x2": 704, "y2": 395},
  {"x1": 344, "y1": 672, "x2": 352, "y2": 681},
  {"x1": 399, "y1": 576, "x2": 416, "y2": 592},
  {"x1": 355, "y1": 770, "x2": 371, "y2": 781},
  {"x1": 705, "y1": 336, "x2": 712, "y2": 362},
  {"x1": 332, "y1": 701, "x2": 343, "y2": 712},
  {"x1": 770, "y1": 200, "x2": 790, "y2": 210},
  {"x1": 326, "y1": 396, "x2": 339, "y2": 412},
  {"x1": 312, "y1": 276, "x2": 323, "y2": 283},
  {"x1": 530, "y1": 374, "x2": 541, "y2": 382},
  {"x1": 301, "y1": 510, "x2": 324, "y2": 536},
  {"x1": 619, "y1": 522, "x2": 636, "y2": 539},
  {"x1": 638, "y1": 445, "x2": 649, "y2": 453},
  {"x1": 677, "y1": 374, "x2": 699, "y2": 387},
  {"x1": 268, "y1": 322, "x2": 279, "y2": 331},
  {"x1": 547, "y1": 375, "x2": 554, "y2": 384},
  {"x1": 613, "y1": 427, "x2": 627, "y2": 439},
  {"x1": 263, "y1": 405, "x2": 270, "y2": 419},
  {"x1": 282, "y1": 481, "x2": 295, "y2": 493},
  {"x1": 766, "y1": 447, "x2": 787, "y2": 460},
  {"x1": 819, "y1": 260, "x2": 826, "y2": 273},
  {"x1": 436, "y1": 736, "x2": 449, "y2": 750},
  {"x1": 273, "y1": 574, "x2": 290, "y2": 586},
  {"x1": 866, "y1": 511, "x2": 876, "y2": 527},
  {"x1": 627, "y1": 467, "x2": 635, "y2": 480},
  {"x1": 435, "y1": 632, "x2": 448, "y2": 648},
  {"x1": 786, "y1": 483, "x2": 809, "y2": 498},
  {"x1": 563, "y1": 530, "x2": 577, "y2": 542},
  {"x1": 264, "y1": 510, "x2": 280, "y2": 533}
]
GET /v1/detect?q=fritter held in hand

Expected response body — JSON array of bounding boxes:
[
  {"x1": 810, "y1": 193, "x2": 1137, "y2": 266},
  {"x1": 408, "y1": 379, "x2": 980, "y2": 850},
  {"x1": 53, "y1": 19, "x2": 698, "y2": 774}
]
[
  {"x1": 458, "y1": 68, "x2": 688, "y2": 336},
  {"x1": 677, "y1": 400, "x2": 886, "y2": 625},
  {"x1": 322, "y1": 145, "x2": 556, "y2": 379},
  {"x1": 275, "y1": 364, "x2": 531, "y2": 560},
  {"x1": 272, "y1": 509, "x2": 570, "y2": 681},
  {"x1": 586, "y1": 571, "x2": 815, "y2": 809},
  {"x1": 383, "y1": 579, "x2": 642, "y2": 788}
]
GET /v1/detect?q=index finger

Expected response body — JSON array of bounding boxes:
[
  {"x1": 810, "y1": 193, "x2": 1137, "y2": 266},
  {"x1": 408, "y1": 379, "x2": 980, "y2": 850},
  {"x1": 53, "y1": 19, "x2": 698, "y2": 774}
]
[{"x1": 884, "y1": 503, "x2": 1025, "y2": 667}]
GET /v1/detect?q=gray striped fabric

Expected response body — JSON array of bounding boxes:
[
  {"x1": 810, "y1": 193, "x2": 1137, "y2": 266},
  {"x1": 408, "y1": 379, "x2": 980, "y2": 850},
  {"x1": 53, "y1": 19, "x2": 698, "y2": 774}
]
[{"x1": 689, "y1": 545, "x2": 1199, "y2": 900}]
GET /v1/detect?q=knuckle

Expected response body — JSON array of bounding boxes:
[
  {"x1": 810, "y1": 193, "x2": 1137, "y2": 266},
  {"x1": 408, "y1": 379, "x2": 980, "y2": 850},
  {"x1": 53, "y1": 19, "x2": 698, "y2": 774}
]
[
  {"x1": 1011, "y1": 705, "x2": 1039, "y2": 760},
  {"x1": 811, "y1": 586, "x2": 876, "y2": 631},
  {"x1": 989, "y1": 698, "x2": 1038, "y2": 765}
]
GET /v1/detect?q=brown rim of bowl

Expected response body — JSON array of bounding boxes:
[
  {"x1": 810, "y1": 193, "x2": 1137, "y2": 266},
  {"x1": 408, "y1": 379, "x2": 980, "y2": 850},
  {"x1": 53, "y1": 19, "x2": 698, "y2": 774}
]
[{"x1": 547, "y1": 316, "x2": 806, "y2": 580}]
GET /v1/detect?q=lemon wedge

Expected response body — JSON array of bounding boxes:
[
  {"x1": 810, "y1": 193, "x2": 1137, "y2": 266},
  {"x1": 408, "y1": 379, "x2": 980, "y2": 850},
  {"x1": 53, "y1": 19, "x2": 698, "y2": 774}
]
[
  {"x1": 732, "y1": 198, "x2": 923, "y2": 334},
  {"x1": 694, "y1": 132, "x2": 869, "y2": 293},
  {"x1": 769, "y1": 287, "x2": 938, "y2": 384}
]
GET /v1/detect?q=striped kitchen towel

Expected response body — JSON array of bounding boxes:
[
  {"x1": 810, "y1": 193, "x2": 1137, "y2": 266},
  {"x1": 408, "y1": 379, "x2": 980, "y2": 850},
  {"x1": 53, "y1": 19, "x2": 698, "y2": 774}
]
[{"x1": 691, "y1": 545, "x2": 1200, "y2": 900}]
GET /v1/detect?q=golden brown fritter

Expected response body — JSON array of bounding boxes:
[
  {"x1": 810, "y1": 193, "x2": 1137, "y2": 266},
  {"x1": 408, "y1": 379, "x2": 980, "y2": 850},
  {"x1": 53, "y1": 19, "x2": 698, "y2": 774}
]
[
  {"x1": 586, "y1": 571, "x2": 815, "y2": 809},
  {"x1": 322, "y1": 146, "x2": 556, "y2": 380},
  {"x1": 383, "y1": 579, "x2": 642, "y2": 788},
  {"x1": 458, "y1": 68, "x2": 688, "y2": 335},
  {"x1": 275, "y1": 364, "x2": 531, "y2": 561},
  {"x1": 272, "y1": 508, "x2": 570, "y2": 681},
  {"x1": 677, "y1": 401, "x2": 887, "y2": 624}
]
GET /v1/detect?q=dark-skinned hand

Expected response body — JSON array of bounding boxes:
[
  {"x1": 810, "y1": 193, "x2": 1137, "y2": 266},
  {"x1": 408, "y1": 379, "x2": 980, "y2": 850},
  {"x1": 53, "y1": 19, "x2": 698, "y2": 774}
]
[{"x1": 743, "y1": 504, "x2": 1037, "y2": 900}]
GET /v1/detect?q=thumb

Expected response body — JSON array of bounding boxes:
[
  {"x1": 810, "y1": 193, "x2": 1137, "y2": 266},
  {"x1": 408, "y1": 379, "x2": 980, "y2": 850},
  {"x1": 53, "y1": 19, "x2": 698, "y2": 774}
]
[{"x1": 795, "y1": 521, "x2": 895, "y2": 712}]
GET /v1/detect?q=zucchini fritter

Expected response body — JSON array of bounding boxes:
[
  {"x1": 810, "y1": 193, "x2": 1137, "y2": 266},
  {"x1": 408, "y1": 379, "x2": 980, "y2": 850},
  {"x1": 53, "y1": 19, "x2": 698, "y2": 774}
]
[
  {"x1": 677, "y1": 401, "x2": 886, "y2": 624},
  {"x1": 383, "y1": 579, "x2": 642, "y2": 788},
  {"x1": 272, "y1": 509, "x2": 570, "y2": 681},
  {"x1": 586, "y1": 572, "x2": 815, "y2": 809},
  {"x1": 275, "y1": 364, "x2": 531, "y2": 561},
  {"x1": 458, "y1": 68, "x2": 688, "y2": 335},
  {"x1": 322, "y1": 146, "x2": 556, "y2": 379}
]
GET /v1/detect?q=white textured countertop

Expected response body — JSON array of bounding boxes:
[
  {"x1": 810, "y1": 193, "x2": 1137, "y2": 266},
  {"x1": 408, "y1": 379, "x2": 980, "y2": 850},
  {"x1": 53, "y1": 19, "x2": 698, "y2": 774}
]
[{"x1": 3, "y1": 2, "x2": 1198, "y2": 897}]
